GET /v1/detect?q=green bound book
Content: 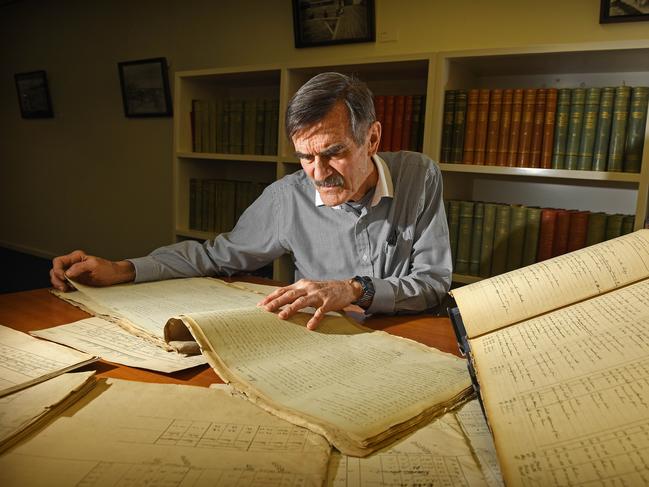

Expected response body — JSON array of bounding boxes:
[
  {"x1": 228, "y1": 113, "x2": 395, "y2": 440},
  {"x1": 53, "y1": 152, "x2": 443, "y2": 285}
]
[
  {"x1": 207, "y1": 100, "x2": 217, "y2": 153},
  {"x1": 451, "y1": 90, "x2": 468, "y2": 164},
  {"x1": 551, "y1": 88, "x2": 572, "y2": 169},
  {"x1": 441, "y1": 91, "x2": 456, "y2": 163},
  {"x1": 521, "y1": 207, "x2": 542, "y2": 266},
  {"x1": 243, "y1": 99, "x2": 257, "y2": 155},
  {"x1": 564, "y1": 88, "x2": 586, "y2": 170},
  {"x1": 592, "y1": 88, "x2": 615, "y2": 172},
  {"x1": 269, "y1": 98, "x2": 279, "y2": 155},
  {"x1": 469, "y1": 202, "x2": 484, "y2": 276},
  {"x1": 623, "y1": 86, "x2": 649, "y2": 173},
  {"x1": 605, "y1": 213, "x2": 624, "y2": 240},
  {"x1": 200, "y1": 100, "x2": 210, "y2": 153},
  {"x1": 262, "y1": 98, "x2": 274, "y2": 155},
  {"x1": 491, "y1": 205, "x2": 511, "y2": 276},
  {"x1": 577, "y1": 87, "x2": 601, "y2": 170},
  {"x1": 621, "y1": 215, "x2": 635, "y2": 235},
  {"x1": 586, "y1": 212, "x2": 607, "y2": 246},
  {"x1": 192, "y1": 100, "x2": 203, "y2": 152},
  {"x1": 506, "y1": 204, "x2": 528, "y2": 271},
  {"x1": 189, "y1": 178, "x2": 198, "y2": 230},
  {"x1": 194, "y1": 178, "x2": 204, "y2": 231},
  {"x1": 255, "y1": 98, "x2": 265, "y2": 155},
  {"x1": 455, "y1": 200, "x2": 474, "y2": 274},
  {"x1": 229, "y1": 99, "x2": 244, "y2": 154},
  {"x1": 221, "y1": 98, "x2": 231, "y2": 154},
  {"x1": 607, "y1": 86, "x2": 631, "y2": 172},
  {"x1": 479, "y1": 203, "x2": 497, "y2": 278},
  {"x1": 409, "y1": 95, "x2": 424, "y2": 152},
  {"x1": 447, "y1": 200, "x2": 461, "y2": 268},
  {"x1": 215, "y1": 99, "x2": 225, "y2": 153}
]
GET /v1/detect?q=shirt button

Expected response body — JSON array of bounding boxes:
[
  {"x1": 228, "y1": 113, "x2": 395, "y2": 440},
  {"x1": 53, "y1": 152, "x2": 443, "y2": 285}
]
[{"x1": 362, "y1": 254, "x2": 368, "y2": 261}]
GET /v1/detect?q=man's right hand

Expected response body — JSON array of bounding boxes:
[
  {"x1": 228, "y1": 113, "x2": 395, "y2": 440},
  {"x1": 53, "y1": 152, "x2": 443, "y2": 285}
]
[{"x1": 50, "y1": 250, "x2": 136, "y2": 291}]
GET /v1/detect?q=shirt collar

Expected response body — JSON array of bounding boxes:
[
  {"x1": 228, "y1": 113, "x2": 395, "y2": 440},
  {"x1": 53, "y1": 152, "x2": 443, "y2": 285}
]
[{"x1": 314, "y1": 154, "x2": 394, "y2": 208}]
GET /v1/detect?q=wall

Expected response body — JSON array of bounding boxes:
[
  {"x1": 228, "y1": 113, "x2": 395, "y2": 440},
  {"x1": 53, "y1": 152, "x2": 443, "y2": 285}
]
[{"x1": 1, "y1": 0, "x2": 648, "y2": 261}]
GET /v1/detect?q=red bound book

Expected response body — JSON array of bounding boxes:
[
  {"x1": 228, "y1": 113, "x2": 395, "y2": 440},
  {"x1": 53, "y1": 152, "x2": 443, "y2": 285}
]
[
  {"x1": 463, "y1": 89, "x2": 479, "y2": 163},
  {"x1": 567, "y1": 210, "x2": 589, "y2": 252},
  {"x1": 551, "y1": 209, "x2": 570, "y2": 257},
  {"x1": 541, "y1": 88, "x2": 558, "y2": 169},
  {"x1": 474, "y1": 89, "x2": 491, "y2": 165},
  {"x1": 530, "y1": 88, "x2": 547, "y2": 168},
  {"x1": 496, "y1": 89, "x2": 513, "y2": 166},
  {"x1": 383, "y1": 95, "x2": 395, "y2": 151},
  {"x1": 485, "y1": 89, "x2": 503, "y2": 165},
  {"x1": 374, "y1": 96, "x2": 386, "y2": 151},
  {"x1": 537, "y1": 208, "x2": 558, "y2": 262},
  {"x1": 391, "y1": 95, "x2": 405, "y2": 152},
  {"x1": 401, "y1": 95, "x2": 413, "y2": 150},
  {"x1": 517, "y1": 89, "x2": 537, "y2": 167},
  {"x1": 507, "y1": 89, "x2": 524, "y2": 167}
]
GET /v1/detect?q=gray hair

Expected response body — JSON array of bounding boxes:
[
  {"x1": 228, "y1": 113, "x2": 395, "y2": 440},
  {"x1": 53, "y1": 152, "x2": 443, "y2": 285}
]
[{"x1": 285, "y1": 72, "x2": 375, "y2": 146}]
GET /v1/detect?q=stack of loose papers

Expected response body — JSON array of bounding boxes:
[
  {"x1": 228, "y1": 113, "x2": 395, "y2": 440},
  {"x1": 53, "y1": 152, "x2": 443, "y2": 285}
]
[
  {"x1": 0, "y1": 378, "x2": 332, "y2": 486},
  {"x1": 0, "y1": 325, "x2": 97, "y2": 397}
]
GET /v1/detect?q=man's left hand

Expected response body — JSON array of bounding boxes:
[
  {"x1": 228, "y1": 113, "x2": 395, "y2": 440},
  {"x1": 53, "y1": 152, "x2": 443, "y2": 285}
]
[{"x1": 258, "y1": 279, "x2": 363, "y2": 330}]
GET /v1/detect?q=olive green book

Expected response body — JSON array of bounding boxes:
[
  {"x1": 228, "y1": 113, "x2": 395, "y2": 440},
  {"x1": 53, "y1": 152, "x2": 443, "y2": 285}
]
[
  {"x1": 622, "y1": 215, "x2": 636, "y2": 235},
  {"x1": 455, "y1": 200, "x2": 474, "y2": 274},
  {"x1": 215, "y1": 98, "x2": 225, "y2": 153},
  {"x1": 255, "y1": 98, "x2": 266, "y2": 155},
  {"x1": 551, "y1": 88, "x2": 572, "y2": 169},
  {"x1": 221, "y1": 98, "x2": 231, "y2": 154},
  {"x1": 586, "y1": 212, "x2": 607, "y2": 246},
  {"x1": 243, "y1": 99, "x2": 257, "y2": 155},
  {"x1": 623, "y1": 87, "x2": 649, "y2": 173},
  {"x1": 479, "y1": 203, "x2": 498, "y2": 278},
  {"x1": 607, "y1": 86, "x2": 631, "y2": 172},
  {"x1": 564, "y1": 88, "x2": 586, "y2": 170},
  {"x1": 207, "y1": 100, "x2": 217, "y2": 153},
  {"x1": 192, "y1": 99, "x2": 203, "y2": 152},
  {"x1": 451, "y1": 90, "x2": 468, "y2": 164},
  {"x1": 605, "y1": 213, "x2": 625, "y2": 240},
  {"x1": 521, "y1": 207, "x2": 542, "y2": 266},
  {"x1": 491, "y1": 205, "x2": 512, "y2": 276},
  {"x1": 591, "y1": 88, "x2": 615, "y2": 172},
  {"x1": 506, "y1": 204, "x2": 528, "y2": 272},
  {"x1": 577, "y1": 87, "x2": 601, "y2": 170},
  {"x1": 189, "y1": 178, "x2": 199, "y2": 230},
  {"x1": 440, "y1": 90, "x2": 456, "y2": 163},
  {"x1": 469, "y1": 202, "x2": 484, "y2": 276},
  {"x1": 448, "y1": 200, "x2": 461, "y2": 267}
]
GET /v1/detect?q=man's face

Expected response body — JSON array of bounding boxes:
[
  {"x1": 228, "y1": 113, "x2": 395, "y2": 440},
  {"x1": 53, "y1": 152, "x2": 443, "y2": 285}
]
[{"x1": 293, "y1": 102, "x2": 381, "y2": 207}]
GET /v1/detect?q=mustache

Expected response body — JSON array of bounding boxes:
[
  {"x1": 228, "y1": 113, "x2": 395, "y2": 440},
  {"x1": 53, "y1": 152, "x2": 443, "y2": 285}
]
[{"x1": 314, "y1": 174, "x2": 345, "y2": 188}]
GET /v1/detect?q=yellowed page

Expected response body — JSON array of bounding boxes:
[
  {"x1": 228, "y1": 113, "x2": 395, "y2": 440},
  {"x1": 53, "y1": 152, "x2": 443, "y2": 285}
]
[
  {"x1": 178, "y1": 307, "x2": 472, "y2": 456},
  {"x1": 0, "y1": 378, "x2": 331, "y2": 487},
  {"x1": 471, "y1": 278, "x2": 649, "y2": 486},
  {"x1": 327, "y1": 412, "x2": 488, "y2": 486},
  {"x1": 0, "y1": 325, "x2": 97, "y2": 397},
  {"x1": 0, "y1": 371, "x2": 95, "y2": 453},
  {"x1": 451, "y1": 229, "x2": 649, "y2": 338},
  {"x1": 31, "y1": 317, "x2": 207, "y2": 373}
]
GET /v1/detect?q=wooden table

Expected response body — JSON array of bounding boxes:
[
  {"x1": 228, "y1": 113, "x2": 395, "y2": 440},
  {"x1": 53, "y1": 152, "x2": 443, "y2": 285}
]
[{"x1": 0, "y1": 288, "x2": 460, "y2": 387}]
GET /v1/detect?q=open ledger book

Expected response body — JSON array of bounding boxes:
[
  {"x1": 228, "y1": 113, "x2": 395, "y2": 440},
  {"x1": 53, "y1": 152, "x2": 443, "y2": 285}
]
[
  {"x1": 449, "y1": 229, "x2": 649, "y2": 486},
  {"x1": 54, "y1": 277, "x2": 472, "y2": 457}
]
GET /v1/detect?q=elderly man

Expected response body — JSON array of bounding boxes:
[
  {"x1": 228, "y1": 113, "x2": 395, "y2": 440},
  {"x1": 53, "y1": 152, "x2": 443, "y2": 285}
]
[{"x1": 50, "y1": 72, "x2": 451, "y2": 330}]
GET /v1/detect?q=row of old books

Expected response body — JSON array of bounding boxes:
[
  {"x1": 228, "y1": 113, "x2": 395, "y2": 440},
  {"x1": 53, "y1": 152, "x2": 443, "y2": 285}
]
[
  {"x1": 374, "y1": 95, "x2": 425, "y2": 152},
  {"x1": 189, "y1": 178, "x2": 267, "y2": 233},
  {"x1": 191, "y1": 98, "x2": 279, "y2": 155},
  {"x1": 446, "y1": 199, "x2": 635, "y2": 278},
  {"x1": 440, "y1": 86, "x2": 649, "y2": 172}
]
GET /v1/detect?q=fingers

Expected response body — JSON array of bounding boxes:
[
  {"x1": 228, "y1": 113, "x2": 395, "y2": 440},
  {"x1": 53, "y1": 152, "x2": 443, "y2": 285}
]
[
  {"x1": 277, "y1": 295, "x2": 312, "y2": 320},
  {"x1": 258, "y1": 286, "x2": 290, "y2": 307},
  {"x1": 49, "y1": 268, "x2": 71, "y2": 291},
  {"x1": 306, "y1": 307, "x2": 326, "y2": 330},
  {"x1": 65, "y1": 260, "x2": 96, "y2": 282},
  {"x1": 50, "y1": 250, "x2": 87, "y2": 291},
  {"x1": 261, "y1": 288, "x2": 306, "y2": 312}
]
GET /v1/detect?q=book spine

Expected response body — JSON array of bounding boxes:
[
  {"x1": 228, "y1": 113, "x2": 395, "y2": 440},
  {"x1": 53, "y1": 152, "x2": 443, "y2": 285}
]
[
  {"x1": 506, "y1": 89, "x2": 524, "y2": 167},
  {"x1": 391, "y1": 95, "x2": 405, "y2": 152},
  {"x1": 192, "y1": 100, "x2": 202, "y2": 152},
  {"x1": 383, "y1": 95, "x2": 395, "y2": 152},
  {"x1": 462, "y1": 89, "x2": 479, "y2": 164},
  {"x1": 551, "y1": 88, "x2": 572, "y2": 169},
  {"x1": 189, "y1": 178, "x2": 197, "y2": 230},
  {"x1": 566, "y1": 210, "x2": 589, "y2": 252},
  {"x1": 490, "y1": 204, "x2": 511, "y2": 276},
  {"x1": 485, "y1": 89, "x2": 502, "y2": 166},
  {"x1": 540, "y1": 88, "x2": 558, "y2": 169},
  {"x1": 222, "y1": 98, "x2": 231, "y2": 154},
  {"x1": 262, "y1": 98, "x2": 273, "y2": 155},
  {"x1": 215, "y1": 99, "x2": 225, "y2": 153},
  {"x1": 401, "y1": 95, "x2": 413, "y2": 151},
  {"x1": 551, "y1": 209, "x2": 570, "y2": 257},
  {"x1": 607, "y1": 86, "x2": 631, "y2": 172},
  {"x1": 474, "y1": 89, "x2": 491, "y2": 165},
  {"x1": 194, "y1": 178, "x2": 203, "y2": 231},
  {"x1": 564, "y1": 88, "x2": 585, "y2": 170},
  {"x1": 448, "y1": 200, "x2": 461, "y2": 267},
  {"x1": 269, "y1": 99, "x2": 279, "y2": 155},
  {"x1": 409, "y1": 95, "x2": 423, "y2": 152},
  {"x1": 621, "y1": 214, "x2": 636, "y2": 234},
  {"x1": 479, "y1": 203, "x2": 497, "y2": 278},
  {"x1": 577, "y1": 87, "x2": 601, "y2": 170},
  {"x1": 605, "y1": 213, "x2": 624, "y2": 240},
  {"x1": 243, "y1": 99, "x2": 257, "y2": 154},
  {"x1": 623, "y1": 86, "x2": 649, "y2": 173},
  {"x1": 229, "y1": 99, "x2": 244, "y2": 154},
  {"x1": 417, "y1": 95, "x2": 426, "y2": 152},
  {"x1": 517, "y1": 89, "x2": 537, "y2": 167},
  {"x1": 207, "y1": 100, "x2": 217, "y2": 153},
  {"x1": 455, "y1": 200, "x2": 474, "y2": 275},
  {"x1": 496, "y1": 89, "x2": 513, "y2": 166},
  {"x1": 469, "y1": 202, "x2": 484, "y2": 276},
  {"x1": 254, "y1": 98, "x2": 265, "y2": 155},
  {"x1": 529, "y1": 88, "x2": 547, "y2": 168},
  {"x1": 506, "y1": 204, "x2": 528, "y2": 272},
  {"x1": 374, "y1": 95, "x2": 386, "y2": 151},
  {"x1": 451, "y1": 91, "x2": 467, "y2": 163},
  {"x1": 585, "y1": 212, "x2": 607, "y2": 246},
  {"x1": 591, "y1": 88, "x2": 615, "y2": 171},
  {"x1": 536, "y1": 209, "x2": 557, "y2": 262},
  {"x1": 521, "y1": 207, "x2": 542, "y2": 266}
]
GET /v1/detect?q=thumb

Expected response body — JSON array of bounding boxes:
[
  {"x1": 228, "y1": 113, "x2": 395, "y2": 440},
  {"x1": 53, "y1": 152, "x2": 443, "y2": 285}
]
[{"x1": 65, "y1": 260, "x2": 93, "y2": 280}]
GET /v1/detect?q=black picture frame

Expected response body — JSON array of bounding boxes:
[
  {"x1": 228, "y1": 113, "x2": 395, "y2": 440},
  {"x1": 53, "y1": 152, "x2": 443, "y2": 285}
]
[
  {"x1": 600, "y1": 0, "x2": 649, "y2": 23},
  {"x1": 117, "y1": 57, "x2": 173, "y2": 117},
  {"x1": 14, "y1": 70, "x2": 54, "y2": 119},
  {"x1": 292, "y1": 0, "x2": 375, "y2": 48}
]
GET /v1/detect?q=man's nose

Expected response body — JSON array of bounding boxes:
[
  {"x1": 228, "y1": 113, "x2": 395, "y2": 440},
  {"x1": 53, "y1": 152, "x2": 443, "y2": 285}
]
[{"x1": 313, "y1": 156, "x2": 331, "y2": 180}]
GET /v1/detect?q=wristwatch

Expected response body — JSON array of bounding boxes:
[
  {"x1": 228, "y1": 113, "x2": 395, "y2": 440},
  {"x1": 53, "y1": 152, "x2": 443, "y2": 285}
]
[{"x1": 351, "y1": 275, "x2": 375, "y2": 309}]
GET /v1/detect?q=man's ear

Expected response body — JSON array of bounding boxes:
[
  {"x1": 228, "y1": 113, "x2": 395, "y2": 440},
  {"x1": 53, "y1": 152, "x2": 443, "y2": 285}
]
[{"x1": 367, "y1": 121, "x2": 381, "y2": 156}]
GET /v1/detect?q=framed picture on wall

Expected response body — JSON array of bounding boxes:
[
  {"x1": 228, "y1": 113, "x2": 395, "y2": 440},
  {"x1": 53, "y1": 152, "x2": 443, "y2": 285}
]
[
  {"x1": 600, "y1": 0, "x2": 649, "y2": 23},
  {"x1": 292, "y1": 0, "x2": 375, "y2": 48},
  {"x1": 117, "y1": 57, "x2": 173, "y2": 117},
  {"x1": 14, "y1": 70, "x2": 54, "y2": 119}
]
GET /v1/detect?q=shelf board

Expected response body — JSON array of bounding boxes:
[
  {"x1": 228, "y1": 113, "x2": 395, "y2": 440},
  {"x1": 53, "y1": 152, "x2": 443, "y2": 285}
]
[
  {"x1": 452, "y1": 273, "x2": 483, "y2": 285},
  {"x1": 175, "y1": 228, "x2": 218, "y2": 241},
  {"x1": 439, "y1": 163, "x2": 641, "y2": 183},
  {"x1": 177, "y1": 152, "x2": 278, "y2": 163}
]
